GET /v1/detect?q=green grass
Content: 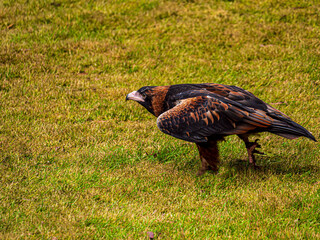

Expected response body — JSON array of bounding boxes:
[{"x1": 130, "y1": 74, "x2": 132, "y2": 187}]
[{"x1": 1, "y1": 0, "x2": 319, "y2": 239}]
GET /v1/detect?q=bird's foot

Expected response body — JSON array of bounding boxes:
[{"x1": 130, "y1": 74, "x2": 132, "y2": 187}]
[
  {"x1": 246, "y1": 139, "x2": 260, "y2": 150},
  {"x1": 197, "y1": 169, "x2": 207, "y2": 176},
  {"x1": 197, "y1": 162, "x2": 218, "y2": 176},
  {"x1": 246, "y1": 139, "x2": 264, "y2": 166},
  {"x1": 246, "y1": 139, "x2": 264, "y2": 155}
]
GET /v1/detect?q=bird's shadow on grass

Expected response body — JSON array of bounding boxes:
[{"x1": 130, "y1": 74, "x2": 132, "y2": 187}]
[
  {"x1": 146, "y1": 146, "x2": 319, "y2": 179},
  {"x1": 225, "y1": 156, "x2": 320, "y2": 176}
]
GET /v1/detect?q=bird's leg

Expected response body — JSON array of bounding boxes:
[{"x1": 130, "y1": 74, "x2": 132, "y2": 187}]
[
  {"x1": 196, "y1": 141, "x2": 219, "y2": 176},
  {"x1": 197, "y1": 156, "x2": 211, "y2": 176},
  {"x1": 197, "y1": 156, "x2": 219, "y2": 176},
  {"x1": 238, "y1": 135, "x2": 264, "y2": 167}
]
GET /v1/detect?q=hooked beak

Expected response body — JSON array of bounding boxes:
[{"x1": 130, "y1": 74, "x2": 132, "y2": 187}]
[{"x1": 126, "y1": 91, "x2": 144, "y2": 102}]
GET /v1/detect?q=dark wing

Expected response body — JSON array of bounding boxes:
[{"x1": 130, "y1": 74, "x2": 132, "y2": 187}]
[
  {"x1": 199, "y1": 83, "x2": 269, "y2": 111},
  {"x1": 200, "y1": 83, "x2": 294, "y2": 119},
  {"x1": 156, "y1": 95, "x2": 273, "y2": 143}
]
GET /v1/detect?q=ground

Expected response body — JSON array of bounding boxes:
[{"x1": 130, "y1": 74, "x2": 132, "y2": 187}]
[{"x1": 0, "y1": 0, "x2": 319, "y2": 239}]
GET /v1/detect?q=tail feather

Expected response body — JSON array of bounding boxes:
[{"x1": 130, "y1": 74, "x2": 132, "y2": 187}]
[{"x1": 269, "y1": 119, "x2": 317, "y2": 142}]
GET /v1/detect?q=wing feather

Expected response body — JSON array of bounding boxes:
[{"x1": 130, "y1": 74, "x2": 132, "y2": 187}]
[
  {"x1": 200, "y1": 83, "x2": 269, "y2": 111},
  {"x1": 157, "y1": 95, "x2": 273, "y2": 143}
]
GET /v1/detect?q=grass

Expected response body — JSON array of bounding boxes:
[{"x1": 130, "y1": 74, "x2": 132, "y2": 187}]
[{"x1": 0, "y1": 0, "x2": 319, "y2": 239}]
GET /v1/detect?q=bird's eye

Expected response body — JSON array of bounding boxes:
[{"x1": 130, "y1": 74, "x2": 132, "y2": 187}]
[{"x1": 141, "y1": 93, "x2": 147, "y2": 98}]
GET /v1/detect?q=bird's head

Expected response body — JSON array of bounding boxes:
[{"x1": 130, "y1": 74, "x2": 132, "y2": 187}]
[{"x1": 126, "y1": 86, "x2": 169, "y2": 117}]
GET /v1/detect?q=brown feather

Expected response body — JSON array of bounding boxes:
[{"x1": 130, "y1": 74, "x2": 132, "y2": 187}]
[
  {"x1": 206, "y1": 111, "x2": 214, "y2": 123},
  {"x1": 151, "y1": 86, "x2": 169, "y2": 117},
  {"x1": 212, "y1": 111, "x2": 220, "y2": 120}
]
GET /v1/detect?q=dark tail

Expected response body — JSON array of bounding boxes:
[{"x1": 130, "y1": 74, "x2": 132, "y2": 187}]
[{"x1": 268, "y1": 119, "x2": 317, "y2": 142}]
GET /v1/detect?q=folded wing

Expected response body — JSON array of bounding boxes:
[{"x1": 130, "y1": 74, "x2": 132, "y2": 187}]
[{"x1": 156, "y1": 95, "x2": 273, "y2": 143}]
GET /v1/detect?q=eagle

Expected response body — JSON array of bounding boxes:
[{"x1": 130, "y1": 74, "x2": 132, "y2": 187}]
[{"x1": 126, "y1": 83, "x2": 316, "y2": 175}]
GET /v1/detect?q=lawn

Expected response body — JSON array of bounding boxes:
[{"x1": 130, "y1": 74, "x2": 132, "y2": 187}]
[{"x1": 0, "y1": 0, "x2": 319, "y2": 239}]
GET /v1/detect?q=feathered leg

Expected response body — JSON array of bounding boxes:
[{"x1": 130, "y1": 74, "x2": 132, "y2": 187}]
[
  {"x1": 238, "y1": 134, "x2": 264, "y2": 167},
  {"x1": 196, "y1": 140, "x2": 219, "y2": 176}
]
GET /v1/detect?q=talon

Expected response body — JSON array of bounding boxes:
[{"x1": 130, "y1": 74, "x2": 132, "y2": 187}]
[
  {"x1": 254, "y1": 140, "x2": 261, "y2": 148},
  {"x1": 254, "y1": 139, "x2": 261, "y2": 148},
  {"x1": 253, "y1": 149, "x2": 264, "y2": 155}
]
